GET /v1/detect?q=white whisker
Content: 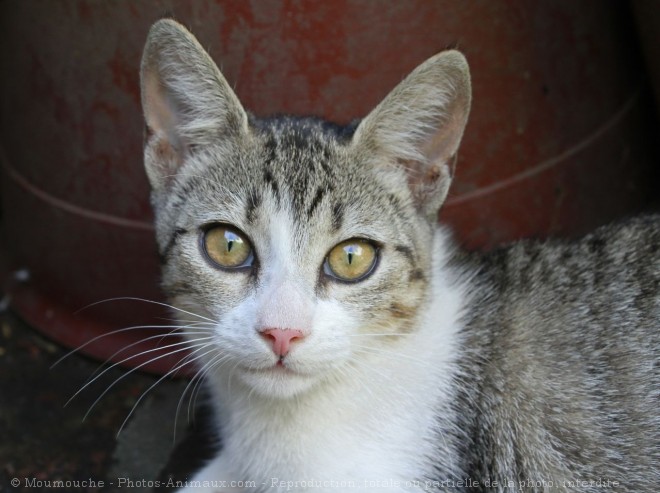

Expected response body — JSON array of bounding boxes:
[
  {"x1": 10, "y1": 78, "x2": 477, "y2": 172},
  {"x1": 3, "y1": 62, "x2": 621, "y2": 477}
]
[
  {"x1": 174, "y1": 353, "x2": 220, "y2": 436},
  {"x1": 50, "y1": 323, "x2": 201, "y2": 369},
  {"x1": 68, "y1": 337, "x2": 211, "y2": 410},
  {"x1": 346, "y1": 350, "x2": 395, "y2": 384},
  {"x1": 186, "y1": 353, "x2": 233, "y2": 425},
  {"x1": 84, "y1": 328, "x2": 212, "y2": 382},
  {"x1": 77, "y1": 296, "x2": 217, "y2": 324},
  {"x1": 350, "y1": 344, "x2": 422, "y2": 364},
  {"x1": 81, "y1": 340, "x2": 213, "y2": 422},
  {"x1": 116, "y1": 344, "x2": 218, "y2": 438},
  {"x1": 347, "y1": 333, "x2": 414, "y2": 337}
]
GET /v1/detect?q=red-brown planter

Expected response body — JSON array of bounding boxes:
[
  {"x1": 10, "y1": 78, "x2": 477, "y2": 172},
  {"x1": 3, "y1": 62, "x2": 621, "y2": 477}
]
[{"x1": 0, "y1": 1, "x2": 656, "y2": 374}]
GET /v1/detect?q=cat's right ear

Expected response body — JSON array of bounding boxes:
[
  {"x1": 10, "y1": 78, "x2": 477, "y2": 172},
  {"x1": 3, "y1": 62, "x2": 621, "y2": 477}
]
[
  {"x1": 351, "y1": 50, "x2": 471, "y2": 220},
  {"x1": 140, "y1": 19, "x2": 249, "y2": 191}
]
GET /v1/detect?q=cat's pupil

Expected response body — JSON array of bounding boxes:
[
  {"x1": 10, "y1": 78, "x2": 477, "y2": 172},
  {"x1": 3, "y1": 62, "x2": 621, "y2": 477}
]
[
  {"x1": 225, "y1": 231, "x2": 242, "y2": 252},
  {"x1": 345, "y1": 244, "x2": 361, "y2": 265}
]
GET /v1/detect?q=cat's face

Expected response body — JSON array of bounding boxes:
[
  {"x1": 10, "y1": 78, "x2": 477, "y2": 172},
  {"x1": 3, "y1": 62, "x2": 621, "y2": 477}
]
[
  {"x1": 140, "y1": 20, "x2": 470, "y2": 398},
  {"x1": 154, "y1": 122, "x2": 435, "y2": 397}
]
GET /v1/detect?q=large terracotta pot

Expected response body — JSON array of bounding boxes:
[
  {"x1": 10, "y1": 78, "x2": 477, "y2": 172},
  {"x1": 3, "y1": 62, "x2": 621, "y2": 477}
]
[{"x1": 0, "y1": 1, "x2": 656, "y2": 374}]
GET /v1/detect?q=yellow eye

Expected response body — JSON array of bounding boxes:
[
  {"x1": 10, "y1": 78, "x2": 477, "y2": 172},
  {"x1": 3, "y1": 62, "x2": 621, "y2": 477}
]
[
  {"x1": 202, "y1": 225, "x2": 253, "y2": 269},
  {"x1": 325, "y1": 239, "x2": 378, "y2": 282}
]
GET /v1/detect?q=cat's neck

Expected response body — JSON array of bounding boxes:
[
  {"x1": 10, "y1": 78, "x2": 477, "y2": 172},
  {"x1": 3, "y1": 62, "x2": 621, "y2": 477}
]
[{"x1": 207, "y1": 228, "x2": 468, "y2": 483}]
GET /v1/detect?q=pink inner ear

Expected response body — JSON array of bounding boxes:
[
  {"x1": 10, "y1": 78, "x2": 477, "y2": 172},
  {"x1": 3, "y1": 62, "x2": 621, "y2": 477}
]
[
  {"x1": 143, "y1": 72, "x2": 187, "y2": 187},
  {"x1": 351, "y1": 51, "x2": 470, "y2": 216},
  {"x1": 143, "y1": 69, "x2": 189, "y2": 152},
  {"x1": 144, "y1": 74, "x2": 175, "y2": 136},
  {"x1": 398, "y1": 156, "x2": 451, "y2": 210},
  {"x1": 420, "y1": 107, "x2": 468, "y2": 169}
]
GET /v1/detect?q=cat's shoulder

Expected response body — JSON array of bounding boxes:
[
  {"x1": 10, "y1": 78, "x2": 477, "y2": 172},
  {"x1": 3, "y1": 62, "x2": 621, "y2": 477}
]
[
  {"x1": 450, "y1": 213, "x2": 660, "y2": 330},
  {"x1": 589, "y1": 212, "x2": 660, "y2": 248},
  {"x1": 467, "y1": 213, "x2": 660, "y2": 279}
]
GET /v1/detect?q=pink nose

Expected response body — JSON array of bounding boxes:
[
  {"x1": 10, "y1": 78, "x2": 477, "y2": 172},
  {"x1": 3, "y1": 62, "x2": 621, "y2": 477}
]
[{"x1": 260, "y1": 328, "x2": 304, "y2": 357}]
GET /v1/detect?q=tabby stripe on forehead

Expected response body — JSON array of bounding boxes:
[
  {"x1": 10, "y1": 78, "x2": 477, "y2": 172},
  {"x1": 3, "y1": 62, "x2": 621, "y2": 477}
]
[
  {"x1": 263, "y1": 168, "x2": 280, "y2": 202},
  {"x1": 263, "y1": 134, "x2": 278, "y2": 163},
  {"x1": 319, "y1": 151, "x2": 333, "y2": 176},
  {"x1": 331, "y1": 202, "x2": 344, "y2": 232},
  {"x1": 245, "y1": 189, "x2": 262, "y2": 224},
  {"x1": 307, "y1": 187, "x2": 326, "y2": 218}
]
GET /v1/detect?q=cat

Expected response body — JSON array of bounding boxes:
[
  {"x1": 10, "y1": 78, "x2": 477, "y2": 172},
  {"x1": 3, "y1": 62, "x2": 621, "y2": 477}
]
[{"x1": 140, "y1": 19, "x2": 659, "y2": 492}]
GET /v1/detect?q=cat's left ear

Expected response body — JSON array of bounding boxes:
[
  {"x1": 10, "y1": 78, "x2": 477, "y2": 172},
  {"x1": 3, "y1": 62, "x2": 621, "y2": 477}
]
[
  {"x1": 351, "y1": 51, "x2": 471, "y2": 219},
  {"x1": 140, "y1": 19, "x2": 249, "y2": 191}
]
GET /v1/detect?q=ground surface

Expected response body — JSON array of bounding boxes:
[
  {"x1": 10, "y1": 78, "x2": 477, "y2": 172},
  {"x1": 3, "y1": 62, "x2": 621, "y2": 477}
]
[{"x1": 0, "y1": 310, "x2": 213, "y2": 493}]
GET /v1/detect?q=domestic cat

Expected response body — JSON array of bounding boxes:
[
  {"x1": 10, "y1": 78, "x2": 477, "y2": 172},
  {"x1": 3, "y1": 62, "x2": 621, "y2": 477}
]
[{"x1": 140, "y1": 19, "x2": 659, "y2": 492}]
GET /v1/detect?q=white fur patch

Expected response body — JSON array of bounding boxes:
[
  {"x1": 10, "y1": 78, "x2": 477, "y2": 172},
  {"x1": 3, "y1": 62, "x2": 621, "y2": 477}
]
[{"x1": 193, "y1": 229, "x2": 467, "y2": 491}]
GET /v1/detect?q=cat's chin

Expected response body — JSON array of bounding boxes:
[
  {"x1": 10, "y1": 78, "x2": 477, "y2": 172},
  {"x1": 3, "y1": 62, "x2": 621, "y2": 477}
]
[{"x1": 235, "y1": 364, "x2": 320, "y2": 398}]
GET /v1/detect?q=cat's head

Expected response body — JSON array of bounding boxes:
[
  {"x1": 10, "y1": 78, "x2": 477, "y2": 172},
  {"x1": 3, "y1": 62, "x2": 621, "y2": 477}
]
[{"x1": 140, "y1": 19, "x2": 470, "y2": 398}]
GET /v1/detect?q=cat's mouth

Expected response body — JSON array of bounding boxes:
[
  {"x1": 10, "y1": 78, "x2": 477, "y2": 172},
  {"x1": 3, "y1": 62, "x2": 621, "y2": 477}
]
[
  {"x1": 244, "y1": 361, "x2": 298, "y2": 375},
  {"x1": 236, "y1": 358, "x2": 320, "y2": 397}
]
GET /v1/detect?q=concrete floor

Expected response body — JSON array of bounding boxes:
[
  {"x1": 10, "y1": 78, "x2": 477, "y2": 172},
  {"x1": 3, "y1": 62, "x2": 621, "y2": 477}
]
[{"x1": 0, "y1": 310, "x2": 214, "y2": 492}]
